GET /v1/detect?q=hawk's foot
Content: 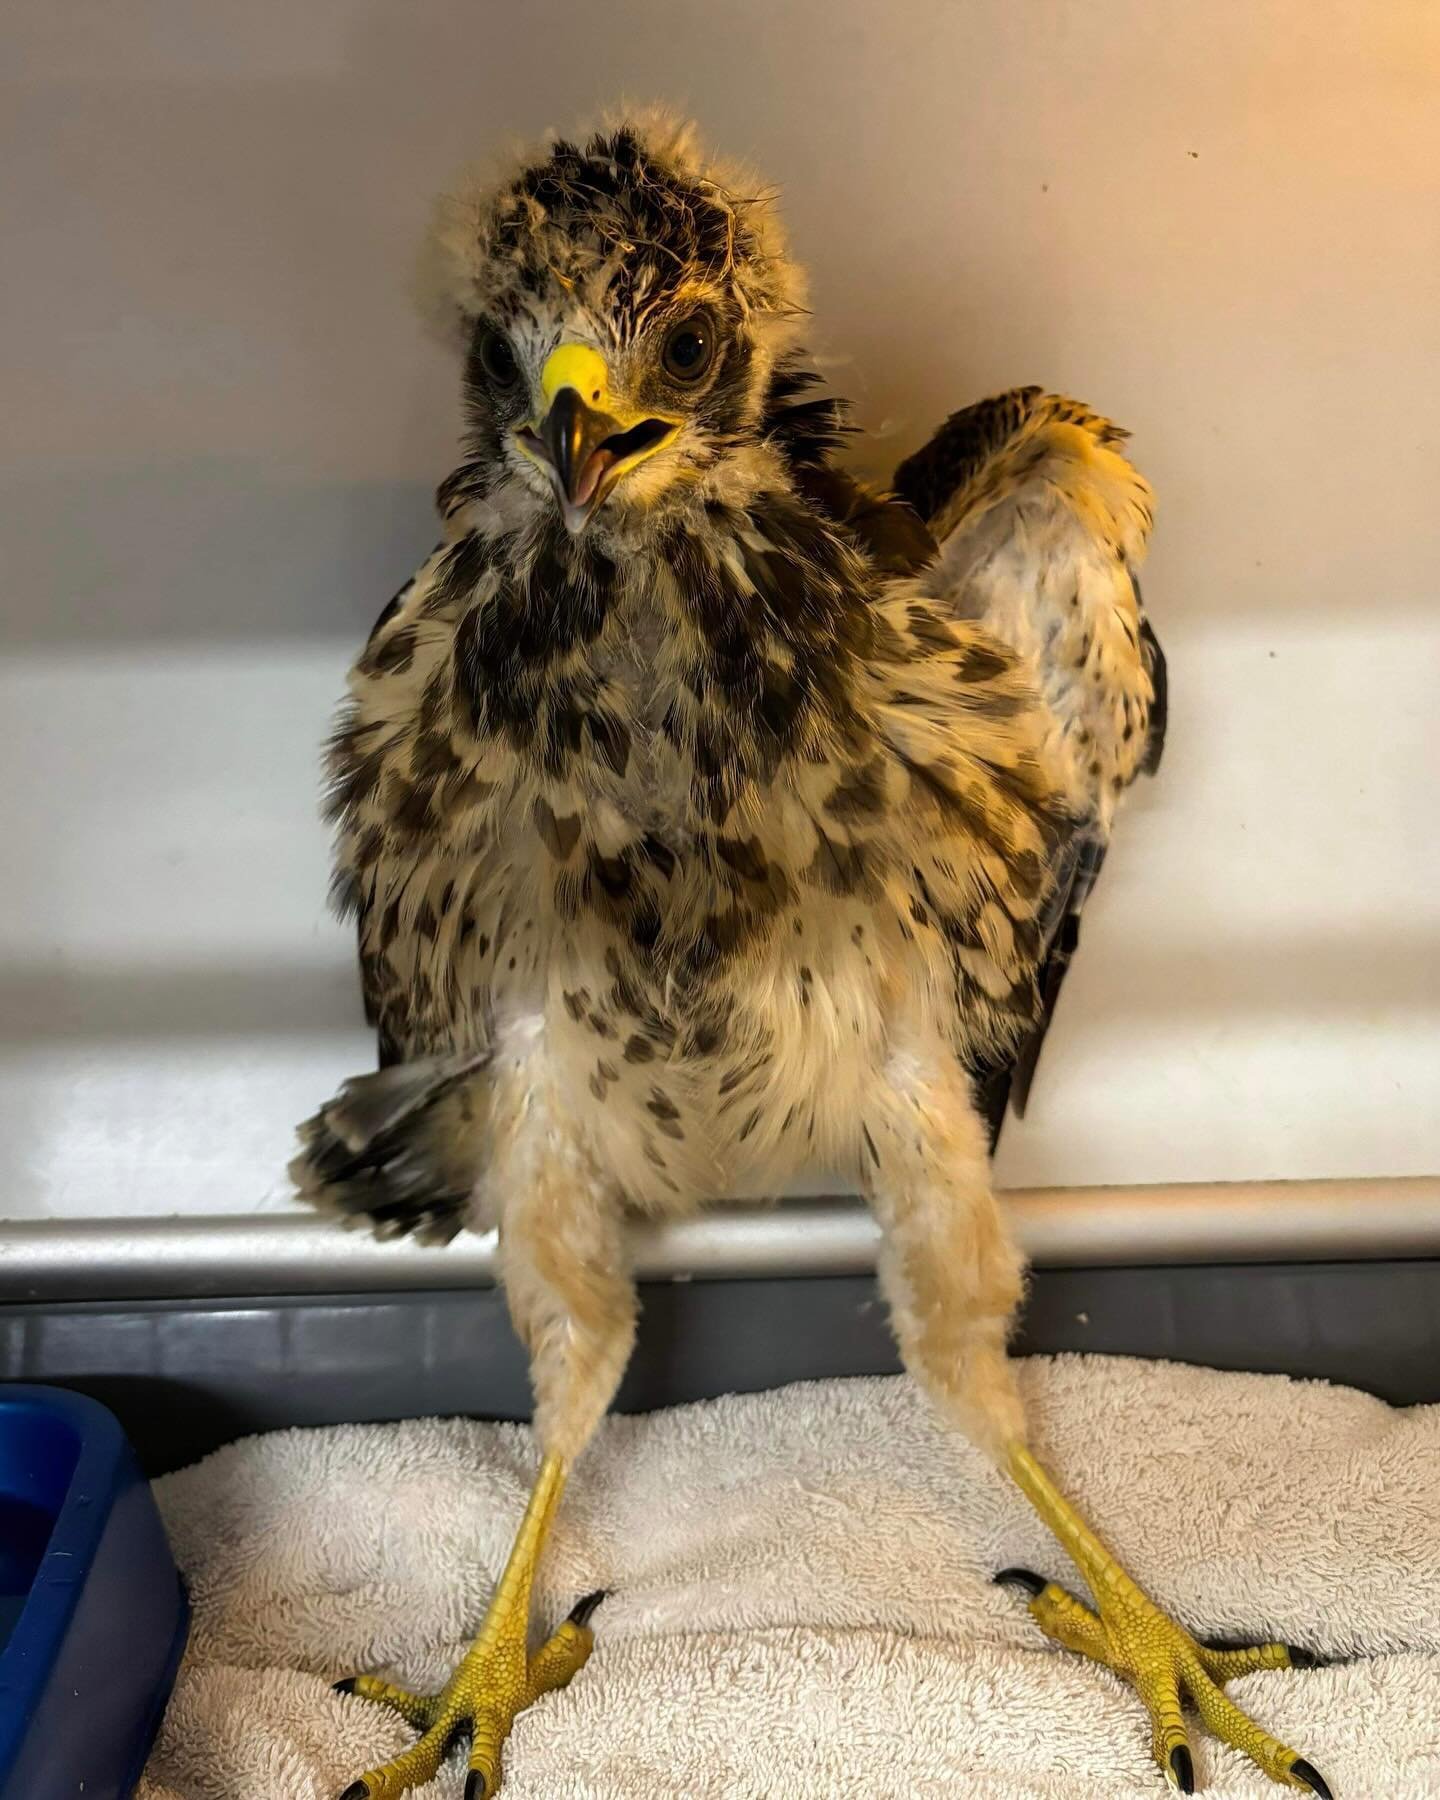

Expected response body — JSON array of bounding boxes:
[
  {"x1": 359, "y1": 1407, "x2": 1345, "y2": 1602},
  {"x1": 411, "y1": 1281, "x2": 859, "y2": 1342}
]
[
  {"x1": 331, "y1": 1453, "x2": 594, "y2": 1799},
  {"x1": 1000, "y1": 1445, "x2": 1331, "y2": 1796},
  {"x1": 334, "y1": 1589, "x2": 604, "y2": 1799}
]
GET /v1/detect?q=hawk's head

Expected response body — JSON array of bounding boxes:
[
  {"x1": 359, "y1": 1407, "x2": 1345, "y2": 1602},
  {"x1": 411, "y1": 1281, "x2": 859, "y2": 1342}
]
[{"x1": 421, "y1": 114, "x2": 813, "y2": 541}]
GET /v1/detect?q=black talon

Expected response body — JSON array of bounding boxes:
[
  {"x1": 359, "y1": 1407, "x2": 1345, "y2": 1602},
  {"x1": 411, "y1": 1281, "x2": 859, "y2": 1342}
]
[
  {"x1": 1285, "y1": 1644, "x2": 1321, "y2": 1668},
  {"x1": 1168, "y1": 1745, "x2": 1194, "y2": 1794},
  {"x1": 338, "y1": 1785, "x2": 371, "y2": 1800},
  {"x1": 332, "y1": 1676, "x2": 358, "y2": 1695},
  {"x1": 465, "y1": 1774, "x2": 488, "y2": 1800},
  {"x1": 993, "y1": 1567, "x2": 1047, "y2": 1596},
  {"x1": 568, "y1": 1587, "x2": 610, "y2": 1628},
  {"x1": 1291, "y1": 1759, "x2": 1333, "y2": 1800}
]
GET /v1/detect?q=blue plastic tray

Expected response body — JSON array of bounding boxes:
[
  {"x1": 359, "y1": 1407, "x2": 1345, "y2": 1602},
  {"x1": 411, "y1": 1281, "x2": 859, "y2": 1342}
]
[{"x1": 0, "y1": 1385, "x2": 188, "y2": 1800}]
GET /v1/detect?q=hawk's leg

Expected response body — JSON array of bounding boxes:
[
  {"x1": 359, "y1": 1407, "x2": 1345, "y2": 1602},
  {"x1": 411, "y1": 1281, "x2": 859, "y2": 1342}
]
[
  {"x1": 994, "y1": 1449, "x2": 1331, "y2": 1796},
  {"x1": 335, "y1": 1456, "x2": 601, "y2": 1799},
  {"x1": 333, "y1": 1100, "x2": 636, "y2": 1799},
  {"x1": 863, "y1": 1051, "x2": 1329, "y2": 1797}
]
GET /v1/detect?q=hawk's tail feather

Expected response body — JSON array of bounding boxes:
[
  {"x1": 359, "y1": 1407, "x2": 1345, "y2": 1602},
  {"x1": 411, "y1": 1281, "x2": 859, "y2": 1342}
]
[{"x1": 289, "y1": 1052, "x2": 492, "y2": 1245}]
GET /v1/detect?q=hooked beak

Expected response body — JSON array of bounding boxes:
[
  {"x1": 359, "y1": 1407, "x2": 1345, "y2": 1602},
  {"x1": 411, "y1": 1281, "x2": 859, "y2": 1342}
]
[{"x1": 514, "y1": 345, "x2": 680, "y2": 533}]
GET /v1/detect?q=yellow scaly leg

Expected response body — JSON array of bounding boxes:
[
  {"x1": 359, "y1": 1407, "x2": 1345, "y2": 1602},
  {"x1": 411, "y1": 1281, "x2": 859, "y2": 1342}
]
[
  {"x1": 998, "y1": 1445, "x2": 1332, "y2": 1797},
  {"x1": 334, "y1": 1454, "x2": 603, "y2": 1800}
]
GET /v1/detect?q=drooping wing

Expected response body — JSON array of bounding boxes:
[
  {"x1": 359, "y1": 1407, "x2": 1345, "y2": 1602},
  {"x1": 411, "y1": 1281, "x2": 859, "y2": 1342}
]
[
  {"x1": 892, "y1": 389, "x2": 1166, "y2": 1138},
  {"x1": 333, "y1": 548, "x2": 445, "y2": 1070}
]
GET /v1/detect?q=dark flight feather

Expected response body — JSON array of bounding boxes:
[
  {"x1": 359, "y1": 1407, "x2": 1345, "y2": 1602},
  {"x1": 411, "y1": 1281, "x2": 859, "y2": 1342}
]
[
  {"x1": 1138, "y1": 601, "x2": 1168, "y2": 776},
  {"x1": 759, "y1": 357, "x2": 854, "y2": 469}
]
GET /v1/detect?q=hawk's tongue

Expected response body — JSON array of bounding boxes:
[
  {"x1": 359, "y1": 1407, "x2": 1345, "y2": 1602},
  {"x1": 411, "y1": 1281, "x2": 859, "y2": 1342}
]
[{"x1": 573, "y1": 447, "x2": 616, "y2": 507}]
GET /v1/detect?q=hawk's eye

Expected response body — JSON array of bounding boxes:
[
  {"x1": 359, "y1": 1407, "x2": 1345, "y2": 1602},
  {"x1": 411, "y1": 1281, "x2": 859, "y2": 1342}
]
[
  {"x1": 477, "y1": 327, "x2": 520, "y2": 390},
  {"x1": 661, "y1": 314, "x2": 716, "y2": 383}
]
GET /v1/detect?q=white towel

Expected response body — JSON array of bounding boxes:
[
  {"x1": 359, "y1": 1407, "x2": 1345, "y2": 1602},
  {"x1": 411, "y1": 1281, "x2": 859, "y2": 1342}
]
[{"x1": 139, "y1": 1355, "x2": 1440, "y2": 1799}]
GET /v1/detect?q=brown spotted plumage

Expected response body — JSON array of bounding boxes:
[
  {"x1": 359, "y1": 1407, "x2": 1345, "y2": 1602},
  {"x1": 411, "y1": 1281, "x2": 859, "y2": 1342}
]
[{"x1": 294, "y1": 115, "x2": 1326, "y2": 1800}]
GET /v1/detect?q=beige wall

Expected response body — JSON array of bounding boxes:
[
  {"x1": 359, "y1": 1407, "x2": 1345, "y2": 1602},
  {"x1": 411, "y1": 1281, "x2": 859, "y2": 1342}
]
[{"x1": 2, "y1": 1, "x2": 1437, "y2": 1218}]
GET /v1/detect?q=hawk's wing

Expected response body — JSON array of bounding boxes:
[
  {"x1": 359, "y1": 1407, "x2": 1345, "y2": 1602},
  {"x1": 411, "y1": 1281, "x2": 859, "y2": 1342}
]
[
  {"x1": 891, "y1": 389, "x2": 1166, "y2": 1140},
  {"x1": 339, "y1": 548, "x2": 445, "y2": 1069}
]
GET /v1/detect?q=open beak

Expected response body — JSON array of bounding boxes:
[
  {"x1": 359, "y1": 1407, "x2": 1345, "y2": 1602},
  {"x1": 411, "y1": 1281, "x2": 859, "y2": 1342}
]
[{"x1": 514, "y1": 344, "x2": 679, "y2": 534}]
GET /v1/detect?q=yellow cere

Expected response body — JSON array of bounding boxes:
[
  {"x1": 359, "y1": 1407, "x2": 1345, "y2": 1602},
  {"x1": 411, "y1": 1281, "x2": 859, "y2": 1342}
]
[{"x1": 540, "y1": 344, "x2": 610, "y2": 409}]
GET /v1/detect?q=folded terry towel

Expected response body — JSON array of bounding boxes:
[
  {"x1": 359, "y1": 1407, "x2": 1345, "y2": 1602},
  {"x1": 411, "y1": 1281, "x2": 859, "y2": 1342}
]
[{"x1": 140, "y1": 1355, "x2": 1440, "y2": 1798}]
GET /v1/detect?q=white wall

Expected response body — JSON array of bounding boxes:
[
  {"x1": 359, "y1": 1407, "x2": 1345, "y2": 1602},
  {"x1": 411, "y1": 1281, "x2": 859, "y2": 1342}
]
[{"x1": 2, "y1": 0, "x2": 1437, "y2": 1221}]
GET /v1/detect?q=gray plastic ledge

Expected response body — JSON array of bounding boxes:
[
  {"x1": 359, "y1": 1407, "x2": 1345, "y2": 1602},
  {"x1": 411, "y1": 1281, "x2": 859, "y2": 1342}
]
[{"x1": 3, "y1": 1176, "x2": 1438, "y2": 1303}]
